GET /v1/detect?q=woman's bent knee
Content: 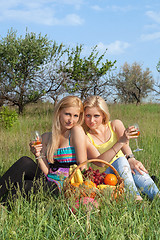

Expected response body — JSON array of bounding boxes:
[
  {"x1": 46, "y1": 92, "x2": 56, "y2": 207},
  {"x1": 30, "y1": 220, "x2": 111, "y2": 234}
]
[{"x1": 16, "y1": 156, "x2": 36, "y2": 170}]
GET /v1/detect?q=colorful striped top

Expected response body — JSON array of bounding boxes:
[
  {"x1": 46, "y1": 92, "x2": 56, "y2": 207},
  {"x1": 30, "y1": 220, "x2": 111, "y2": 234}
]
[
  {"x1": 46, "y1": 133, "x2": 77, "y2": 191},
  {"x1": 53, "y1": 145, "x2": 76, "y2": 164}
]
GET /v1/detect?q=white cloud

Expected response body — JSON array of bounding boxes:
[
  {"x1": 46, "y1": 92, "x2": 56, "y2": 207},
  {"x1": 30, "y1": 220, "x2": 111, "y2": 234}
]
[
  {"x1": 141, "y1": 11, "x2": 160, "y2": 42},
  {"x1": 57, "y1": 0, "x2": 84, "y2": 10},
  {"x1": 97, "y1": 41, "x2": 130, "y2": 55},
  {"x1": 0, "y1": 0, "x2": 84, "y2": 9},
  {"x1": 144, "y1": 24, "x2": 159, "y2": 30},
  {"x1": 1, "y1": 8, "x2": 84, "y2": 26},
  {"x1": 0, "y1": 0, "x2": 21, "y2": 14},
  {"x1": 91, "y1": 4, "x2": 133, "y2": 13},
  {"x1": 58, "y1": 14, "x2": 84, "y2": 25},
  {"x1": 0, "y1": 8, "x2": 55, "y2": 25},
  {"x1": 109, "y1": 5, "x2": 133, "y2": 13},
  {"x1": 140, "y1": 32, "x2": 160, "y2": 41},
  {"x1": 91, "y1": 5, "x2": 103, "y2": 11},
  {"x1": 0, "y1": 0, "x2": 84, "y2": 26},
  {"x1": 146, "y1": 11, "x2": 160, "y2": 24}
]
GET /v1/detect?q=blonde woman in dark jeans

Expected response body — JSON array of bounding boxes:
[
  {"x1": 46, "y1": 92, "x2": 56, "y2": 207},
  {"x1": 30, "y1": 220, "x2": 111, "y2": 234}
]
[{"x1": 0, "y1": 96, "x2": 87, "y2": 203}]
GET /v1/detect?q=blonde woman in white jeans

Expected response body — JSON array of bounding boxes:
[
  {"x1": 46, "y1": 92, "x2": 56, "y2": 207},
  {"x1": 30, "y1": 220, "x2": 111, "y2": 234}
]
[{"x1": 83, "y1": 95, "x2": 160, "y2": 201}]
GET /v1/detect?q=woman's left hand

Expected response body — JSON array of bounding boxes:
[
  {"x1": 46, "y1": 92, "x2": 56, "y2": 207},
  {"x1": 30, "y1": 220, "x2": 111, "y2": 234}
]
[
  {"x1": 29, "y1": 141, "x2": 42, "y2": 158},
  {"x1": 128, "y1": 158, "x2": 148, "y2": 175}
]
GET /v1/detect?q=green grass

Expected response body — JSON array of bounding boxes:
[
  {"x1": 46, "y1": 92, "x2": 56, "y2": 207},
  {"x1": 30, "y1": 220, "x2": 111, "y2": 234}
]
[{"x1": 0, "y1": 103, "x2": 160, "y2": 240}]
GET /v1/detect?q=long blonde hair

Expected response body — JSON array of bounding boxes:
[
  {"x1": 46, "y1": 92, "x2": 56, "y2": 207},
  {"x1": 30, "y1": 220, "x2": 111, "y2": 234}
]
[
  {"x1": 47, "y1": 96, "x2": 84, "y2": 163},
  {"x1": 83, "y1": 95, "x2": 110, "y2": 132}
]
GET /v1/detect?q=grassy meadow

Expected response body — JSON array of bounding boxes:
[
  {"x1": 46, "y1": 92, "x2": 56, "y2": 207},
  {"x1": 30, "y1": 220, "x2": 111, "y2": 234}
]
[{"x1": 0, "y1": 102, "x2": 160, "y2": 240}]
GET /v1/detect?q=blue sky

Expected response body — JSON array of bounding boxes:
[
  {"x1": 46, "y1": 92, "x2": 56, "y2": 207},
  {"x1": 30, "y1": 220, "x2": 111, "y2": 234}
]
[{"x1": 0, "y1": 0, "x2": 160, "y2": 92}]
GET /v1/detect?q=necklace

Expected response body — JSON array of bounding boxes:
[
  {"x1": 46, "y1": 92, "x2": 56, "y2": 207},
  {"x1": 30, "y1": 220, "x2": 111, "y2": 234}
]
[
  {"x1": 89, "y1": 126, "x2": 109, "y2": 144},
  {"x1": 92, "y1": 134, "x2": 105, "y2": 144}
]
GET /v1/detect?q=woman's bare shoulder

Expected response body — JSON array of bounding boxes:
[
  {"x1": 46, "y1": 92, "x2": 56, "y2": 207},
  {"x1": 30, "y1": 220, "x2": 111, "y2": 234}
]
[
  {"x1": 111, "y1": 119, "x2": 124, "y2": 129},
  {"x1": 42, "y1": 132, "x2": 52, "y2": 144},
  {"x1": 71, "y1": 125, "x2": 85, "y2": 134},
  {"x1": 111, "y1": 119, "x2": 125, "y2": 134}
]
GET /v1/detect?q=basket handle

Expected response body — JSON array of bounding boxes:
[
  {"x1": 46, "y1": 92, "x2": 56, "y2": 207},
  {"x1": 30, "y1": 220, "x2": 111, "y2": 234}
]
[{"x1": 68, "y1": 159, "x2": 121, "y2": 183}]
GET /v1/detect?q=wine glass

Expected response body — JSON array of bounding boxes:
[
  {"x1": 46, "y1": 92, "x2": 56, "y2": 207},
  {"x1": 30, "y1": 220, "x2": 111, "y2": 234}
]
[
  {"x1": 31, "y1": 131, "x2": 43, "y2": 159},
  {"x1": 31, "y1": 131, "x2": 44, "y2": 170},
  {"x1": 132, "y1": 123, "x2": 143, "y2": 152},
  {"x1": 31, "y1": 131, "x2": 42, "y2": 145}
]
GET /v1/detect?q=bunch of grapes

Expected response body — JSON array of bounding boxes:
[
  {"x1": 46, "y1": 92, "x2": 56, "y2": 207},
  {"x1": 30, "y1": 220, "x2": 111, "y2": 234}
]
[{"x1": 83, "y1": 166, "x2": 106, "y2": 186}]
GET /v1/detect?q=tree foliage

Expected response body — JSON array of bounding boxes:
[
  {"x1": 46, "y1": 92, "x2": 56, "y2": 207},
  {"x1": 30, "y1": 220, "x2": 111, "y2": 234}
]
[
  {"x1": 157, "y1": 59, "x2": 160, "y2": 73},
  {"x1": 112, "y1": 62, "x2": 154, "y2": 104},
  {"x1": 0, "y1": 29, "x2": 65, "y2": 113},
  {"x1": 1, "y1": 29, "x2": 156, "y2": 111},
  {"x1": 0, "y1": 106, "x2": 18, "y2": 129},
  {"x1": 60, "y1": 44, "x2": 116, "y2": 100},
  {"x1": 153, "y1": 60, "x2": 160, "y2": 100},
  {"x1": 35, "y1": 42, "x2": 68, "y2": 105}
]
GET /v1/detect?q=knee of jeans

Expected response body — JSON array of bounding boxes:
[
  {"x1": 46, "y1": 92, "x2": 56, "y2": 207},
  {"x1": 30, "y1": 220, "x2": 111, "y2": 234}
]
[
  {"x1": 117, "y1": 157, "x2": 130, "y2": 171},
  {"x1": 134, "y1": 170, "x2": 148, "y2": 179},
  {"x1": 122, "y1": 166, "x2": 134, "y2": 182},
  {"x1": 123, "y1": 165, "x2": 130, "y2": 173},
  {"x1": 133, "y1": 170, "x2": 155, "y2": 186}
]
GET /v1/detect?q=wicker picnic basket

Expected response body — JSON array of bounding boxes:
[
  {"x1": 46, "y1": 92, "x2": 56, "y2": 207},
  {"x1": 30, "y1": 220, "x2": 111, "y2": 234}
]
[{"x1": 63, "y1": 159, "x2": 124, "y2": 201}]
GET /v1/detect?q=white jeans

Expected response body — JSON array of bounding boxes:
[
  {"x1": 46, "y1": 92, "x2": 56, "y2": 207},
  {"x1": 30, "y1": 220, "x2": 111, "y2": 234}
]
[{"x1": 105, "y1": 157, "x2": 160, "y2": 200}]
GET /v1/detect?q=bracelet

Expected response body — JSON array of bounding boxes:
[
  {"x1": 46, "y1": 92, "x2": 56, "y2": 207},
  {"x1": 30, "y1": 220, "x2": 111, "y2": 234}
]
[
  {"x1": 126, "y1": 154, "x2": 135, "y2": 160},
  {"x1": 36, "y1": 156, "x2": 43, "y2": 160},
  {"x1": 112, "y1": 146, "x2": 117, "y2": 155}
]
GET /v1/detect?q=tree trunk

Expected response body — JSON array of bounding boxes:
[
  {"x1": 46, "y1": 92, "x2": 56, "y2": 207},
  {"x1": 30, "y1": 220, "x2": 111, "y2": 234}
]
[{"x1": 18, "y1": 104, "x2": 24, "y2": 114}]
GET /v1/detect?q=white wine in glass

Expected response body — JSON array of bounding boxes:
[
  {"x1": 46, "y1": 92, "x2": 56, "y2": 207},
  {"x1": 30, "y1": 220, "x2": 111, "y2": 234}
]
[{"x1": 132, "y1": 123, "x2": 143, "y2": 152}]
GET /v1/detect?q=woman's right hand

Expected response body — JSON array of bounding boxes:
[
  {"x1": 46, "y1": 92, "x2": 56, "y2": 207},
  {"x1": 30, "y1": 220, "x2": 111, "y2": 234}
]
[{"x1": 119, "y1": 126, "x2": 138, "y2": 144}]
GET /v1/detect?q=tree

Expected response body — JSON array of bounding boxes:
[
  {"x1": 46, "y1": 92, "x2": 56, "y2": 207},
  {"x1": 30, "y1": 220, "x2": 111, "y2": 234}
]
[
  {"x1": 34, "y1": 43, "x2": 68, "y2": 106},
  {"x1": 112, "y1": 62, "x2": 154, "y2": 104},
  {"x1": 60, "y1": 44, "x2": 116, "y2": 100},
  {"x1": 153, "y1": 60, "x2": 160, "y2": 101},
  {"x1": 152, "y1": 79, "x2": 160, "y2": 101},
  {"x1": 157, "y1": 59, "x2": 160, "y2": 73},
  {"x1": 0, "y1": 29, "x2": 65, "y2": 113}
]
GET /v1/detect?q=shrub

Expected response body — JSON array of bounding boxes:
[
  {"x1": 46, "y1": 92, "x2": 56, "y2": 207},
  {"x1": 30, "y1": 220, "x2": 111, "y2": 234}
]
[{"x1": 0, "y1": 106, "x2": 18, "y2": 129}]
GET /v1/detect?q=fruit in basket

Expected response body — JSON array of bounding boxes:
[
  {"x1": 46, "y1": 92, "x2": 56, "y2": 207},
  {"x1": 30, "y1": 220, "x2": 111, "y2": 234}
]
[
  {"x1": 104, "y1": 174, "x2": 118, "y2": 186},
  {"x1": 69, "y1": 165, "x2": 75, "y2": 184},
  {"x1": 97, "y1": 184, "x2": 116, "y2": 190},
  {"x1": 83, "y1": 167, "x2": 106, "y2": 185},
  {"x1": 75, "y1": 168, "x2": 83, "y2": 184},
  {"x1": 69, "y1": 164, "x2": 83, "y2": 184},
  {"x1": 71, "y1": 182, "x2": 81, "y2": 187},
  {"x1": 83, "y1": 180, "x2": 97, "y2": 188}
]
